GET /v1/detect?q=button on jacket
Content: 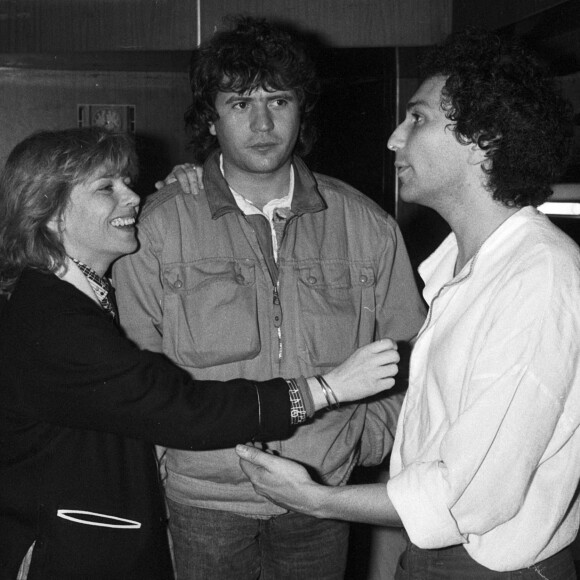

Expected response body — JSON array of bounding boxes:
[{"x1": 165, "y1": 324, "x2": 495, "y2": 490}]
[{"x1": 114, "y1": 151, "x2": 426, "y2": 516}]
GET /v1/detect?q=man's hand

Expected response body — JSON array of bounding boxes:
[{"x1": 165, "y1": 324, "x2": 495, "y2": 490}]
[
  {"x1": 155, "y1": 163, "x2": 204, "y2": 195},
  {"x1": 237, "y1": 444, "x2": 403, "y2": 527},
  {"x1": 236, "y1": 444, "x2": 323, "y2": 514}
]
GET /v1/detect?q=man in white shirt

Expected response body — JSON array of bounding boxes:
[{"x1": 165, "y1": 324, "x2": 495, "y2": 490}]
[{"x1": 236, "y1": 27, "x2": 580, "y2": 579}]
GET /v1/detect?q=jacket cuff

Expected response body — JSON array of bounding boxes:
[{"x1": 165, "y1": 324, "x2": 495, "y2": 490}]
[{"x1": 254, "y1": 378, "x2": 293, "y2": 440}]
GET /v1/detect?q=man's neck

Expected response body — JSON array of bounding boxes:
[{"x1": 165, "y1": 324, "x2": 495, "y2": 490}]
[
  {"x1": 222, "y1": 160, "x2": 292, "y2": 211},
  {"x1": 451, "y1": 198, "x2": 519, "y2": 274}
]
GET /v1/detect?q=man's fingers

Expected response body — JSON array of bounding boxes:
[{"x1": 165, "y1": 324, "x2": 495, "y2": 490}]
[
  {"x1": 236, "y1": 443, "x2": 268, "y2": 466},
  {"x1": 379, "y1": 376, "x2": 396, "y2": 389},
  {"x1": 173, "y1": 166, "x2": 194, "y2": 195},
  {"x1": 194, "y1": 165, "x2": 205, "y2": 190},
  {"x1": 155, "y1": 176, "x2": 176, "y2": 190},
  {"x1": 155, "y1": 164, "x2": 203, "y2": 195}
]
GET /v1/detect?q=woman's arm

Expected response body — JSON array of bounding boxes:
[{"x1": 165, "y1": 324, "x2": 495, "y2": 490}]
[{"x1": 12, "y1": 277, "x2": 399, "y2": 450}]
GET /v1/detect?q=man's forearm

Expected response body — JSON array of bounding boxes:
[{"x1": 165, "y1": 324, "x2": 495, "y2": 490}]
[{"x1": 311, "y1": 482, "x2": 402, "y2": 527}]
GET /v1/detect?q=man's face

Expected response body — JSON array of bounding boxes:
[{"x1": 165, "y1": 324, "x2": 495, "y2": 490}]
[
  {"x1": 209, "y1": 86, "x2": 301, "y2": 179},
  {"x1": 55, "y1": 167, "x2": 140, "y2": 274},
  {"x1": 387, "y1": 75, "x2": 474, "y2": 212}
]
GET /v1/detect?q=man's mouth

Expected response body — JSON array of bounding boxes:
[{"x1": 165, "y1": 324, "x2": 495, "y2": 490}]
[
  {"x1": 395, "y1": 164, "x2": 411, "y2": 179},
  {"x1": 251, "y1": 142, "x2": 278, "y2": 150},
  {"x1": 110, "y1": 216, "x2": 136, "y2": 228}
]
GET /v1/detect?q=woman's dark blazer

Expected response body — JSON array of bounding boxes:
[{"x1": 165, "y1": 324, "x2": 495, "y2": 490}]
[{"x1": 0, "y1": 269, "x2": 292, "y2": 579}]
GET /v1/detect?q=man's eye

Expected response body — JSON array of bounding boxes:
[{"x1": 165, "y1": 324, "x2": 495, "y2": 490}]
[
  {"x1": 411, "y1": 113, "x2": 423, "y2": 124},
  {"x1": 233, "y1": 102, "x2": 248, "y2": 110}
]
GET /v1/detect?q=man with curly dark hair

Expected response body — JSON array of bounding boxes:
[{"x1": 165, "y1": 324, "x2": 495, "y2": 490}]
[
  {"x1": 236, "y1": 28, "x2": 580, "y2": 579},
  {"x1": 417, "y1": 26, "x2": 572, "y2": 210},
  {"x1": 113, "y1": 15, "x2": 426, "y2": 580},
  {"x1": 184, "y1": 17, "x2": 320, "y2": 166}
]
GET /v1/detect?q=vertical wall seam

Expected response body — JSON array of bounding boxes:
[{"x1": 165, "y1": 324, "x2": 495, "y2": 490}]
[
  {"x1": 196, "y1": 0, "x2": 201, "y2": 46},
  {"x1": 394, "y1": 46, "x2": 400, "y2": 220}
]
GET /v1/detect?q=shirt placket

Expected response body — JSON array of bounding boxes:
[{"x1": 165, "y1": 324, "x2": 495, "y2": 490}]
[{"x1": 244, "y1": 214, "x2": 285, "y2": 369}]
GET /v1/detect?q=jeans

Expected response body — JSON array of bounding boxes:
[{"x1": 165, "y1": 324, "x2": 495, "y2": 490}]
[
  {"x1": 395, "y1": 541, "x2": 577, "y2": 580},
  {"x1": 167, "y1": 499, "x2": 350, "y2": 580}
]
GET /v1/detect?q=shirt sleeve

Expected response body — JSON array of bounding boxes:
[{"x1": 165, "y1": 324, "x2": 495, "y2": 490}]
[
  {"x1": 387, "y1": 249, "x2": 580, "y2": 548},
  {"x1": 359, "y1": 218, "x2": 427, "y2": 466}
]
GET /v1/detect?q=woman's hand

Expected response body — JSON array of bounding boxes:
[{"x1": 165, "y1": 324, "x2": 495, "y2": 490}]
[
  {"x1": 155, "y1": 163, "x2": 204, "y2": 195},
  {"x1": 308, "y1": 339, "x2": 399, "y2": 411}
]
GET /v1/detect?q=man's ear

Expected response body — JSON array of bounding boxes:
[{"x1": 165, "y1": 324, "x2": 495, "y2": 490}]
[
  {"x1": 468, "y1": 138, "x2": 490, "y2": 168},
  {"x1": 470, "y1": 133, "x2": 500, "y2": 167}
]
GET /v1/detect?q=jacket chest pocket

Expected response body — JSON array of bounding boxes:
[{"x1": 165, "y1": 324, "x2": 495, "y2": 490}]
[
  {"x1": 162, "y1": 260, "x2": 260, "y2": 368},
  {"x1": 296, "y1": 262, "x2": 376, "y2": 368}
]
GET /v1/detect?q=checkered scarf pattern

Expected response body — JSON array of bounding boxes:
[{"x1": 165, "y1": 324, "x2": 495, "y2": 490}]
[{"x1": 70, "y1": 257, "x2": 117, "y2": 319}]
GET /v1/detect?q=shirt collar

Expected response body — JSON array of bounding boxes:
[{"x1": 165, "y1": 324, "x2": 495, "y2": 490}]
[
  {"x1": 68, "y1": 257, "x2": 117, "y2": 319},
  {"x1": 419, "y1": 206, "x2": 538, "y2": 305},
  {"x1": 223, "y1": 154, "x2": 295, "y2": 219},
  {"x1": 203, "y1": 149, "x2": 326, "y2": 220},
  {"x1": 56, "y1": 258, "x2": 101, "y2": 306}
]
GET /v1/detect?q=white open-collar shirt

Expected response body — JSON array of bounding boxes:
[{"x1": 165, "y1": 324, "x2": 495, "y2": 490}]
[{"x1": 388, "y1": 206, "x2": 580, "y2": 571}]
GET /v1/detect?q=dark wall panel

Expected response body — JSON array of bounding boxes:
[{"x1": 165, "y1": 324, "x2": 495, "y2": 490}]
[
  {"x1": 307, "y1": 47, "x2": 397, "y2": 214},
  {"x1": 0, "y1": 68, "x2": 192, "y2": 195}
]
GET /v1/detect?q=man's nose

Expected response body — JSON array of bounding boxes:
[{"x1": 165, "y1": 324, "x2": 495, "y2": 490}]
[{"x1": 251, "y1": 106, "x2": 274, "y2": 132}]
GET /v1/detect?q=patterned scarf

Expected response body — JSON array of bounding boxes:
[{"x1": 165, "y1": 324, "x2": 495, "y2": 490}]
[{"x1": 70, "y1": 257, "x2": 117, "y2": 320}]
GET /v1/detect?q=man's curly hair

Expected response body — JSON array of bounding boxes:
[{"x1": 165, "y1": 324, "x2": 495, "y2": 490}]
[
  {"x1": 420, "y1": 27, "x2": 573, "y2": 207},
  {"x1": 185, "y1": 16, "x2": 320, "y2": 164}
]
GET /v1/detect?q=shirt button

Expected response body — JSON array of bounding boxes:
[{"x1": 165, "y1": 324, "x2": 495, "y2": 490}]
[
  {"x1": 359, "y1": 275, "x2": 368, "y2": 284},
  {"x1": 236, "y1": 275, "x2": 245, "y2": 284},
  {"x1": 173, "y1": 279, "x2": 183, "y2": 289},
  {"x1": 307, "y1": 276, "x2": 317, "y2": 284}
]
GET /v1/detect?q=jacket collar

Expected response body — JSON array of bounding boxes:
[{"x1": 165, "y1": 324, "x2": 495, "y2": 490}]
[
  {"x1": 56, "y1": 258, "x2": 101, "y2": 306},
  {"x1": 203, "y1": 150, "x2": 327, "y2": 220}
]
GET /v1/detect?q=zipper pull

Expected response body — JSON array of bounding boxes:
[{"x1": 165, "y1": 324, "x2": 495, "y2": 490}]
[{"x1": 273, "y1": 286, "x2": 282, "y2": 328}]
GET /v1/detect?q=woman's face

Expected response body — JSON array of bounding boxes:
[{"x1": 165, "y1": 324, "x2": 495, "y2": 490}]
[{"x1": 54, "y1": 166, "x2": 140, "y2": 275}]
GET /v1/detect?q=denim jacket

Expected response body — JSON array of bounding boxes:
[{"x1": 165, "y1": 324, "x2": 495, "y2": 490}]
[{"x1": 113, "y1": 151, "x2": 426, "y2": 516}]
